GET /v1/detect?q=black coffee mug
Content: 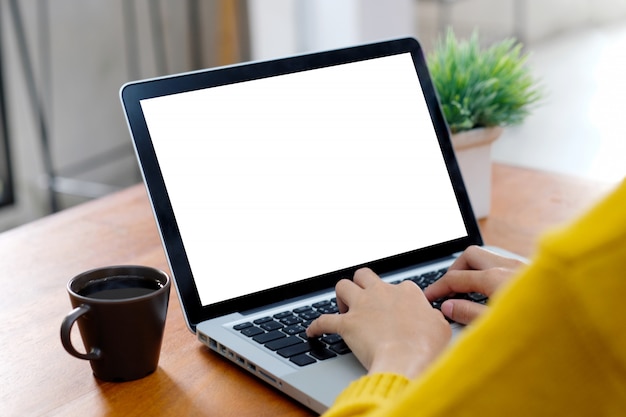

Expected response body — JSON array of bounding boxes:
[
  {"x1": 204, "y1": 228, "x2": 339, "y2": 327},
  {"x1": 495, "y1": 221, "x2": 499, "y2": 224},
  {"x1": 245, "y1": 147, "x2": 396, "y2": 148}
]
[{"x1": 61, "y1": 265, "x2": 170, "y2": 382}]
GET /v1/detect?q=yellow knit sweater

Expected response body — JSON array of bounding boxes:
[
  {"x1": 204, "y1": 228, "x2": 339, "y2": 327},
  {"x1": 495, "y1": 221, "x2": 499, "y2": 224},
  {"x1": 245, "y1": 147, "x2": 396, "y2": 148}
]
[{"x1": 323, "y1": 179, "x2": 626, "y2": 417}]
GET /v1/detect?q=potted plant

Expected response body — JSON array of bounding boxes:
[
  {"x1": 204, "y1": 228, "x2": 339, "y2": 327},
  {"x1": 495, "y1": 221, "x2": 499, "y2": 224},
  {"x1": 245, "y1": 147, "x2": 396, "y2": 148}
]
[{"x1": 427, "y1": 29, "x2": 542, "y2": 218}]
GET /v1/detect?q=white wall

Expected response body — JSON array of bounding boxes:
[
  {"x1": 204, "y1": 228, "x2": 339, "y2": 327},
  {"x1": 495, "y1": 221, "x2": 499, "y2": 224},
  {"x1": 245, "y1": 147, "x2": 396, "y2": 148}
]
[
  {"x1": 416, "y1": 0, "x2": 626, "y2": 50},
  {"x1": 247, "y1": 0, "x2": 417, "y2": 60},
  {"x1": 527, "y1": 0, "x2": 626, "y2": 41}
]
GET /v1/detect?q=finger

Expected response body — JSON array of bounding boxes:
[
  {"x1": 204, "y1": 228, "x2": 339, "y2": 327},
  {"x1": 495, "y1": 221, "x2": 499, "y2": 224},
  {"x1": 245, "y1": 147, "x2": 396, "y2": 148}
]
[
  {"x1": 352, "y1": 267, "x2": 381, "y2": 288},
  {"x1": 306, "y1": 314, "x2": 342, "y2": 338},
  {"x1": 424, "y1": 269, "x2": 505, "y2": 301},
  {"x1": 334, "y1": 278, "x2": 359, "y2": 313},
  {"x1": 335, "y1": 268, "x2": 381, "y2": 313},
  {"x1": 440, "y1": 299, "x2": 487, "y2": 325},
  {"x1": 448, "y1": 245, "x2": 521, "y2": 272}
]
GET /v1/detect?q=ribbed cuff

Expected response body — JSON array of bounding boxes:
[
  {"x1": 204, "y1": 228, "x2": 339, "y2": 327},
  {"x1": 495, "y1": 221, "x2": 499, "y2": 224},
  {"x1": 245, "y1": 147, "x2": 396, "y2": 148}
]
[{"x1": 332, "y1": 373, "x2": 410, "y2": 408}]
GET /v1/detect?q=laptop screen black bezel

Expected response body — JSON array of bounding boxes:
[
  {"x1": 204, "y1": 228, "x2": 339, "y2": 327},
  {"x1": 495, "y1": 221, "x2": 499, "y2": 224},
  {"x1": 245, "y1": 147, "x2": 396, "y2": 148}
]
[{"x1": 120, "y1": 37, "x2": 483, "y2": 332}]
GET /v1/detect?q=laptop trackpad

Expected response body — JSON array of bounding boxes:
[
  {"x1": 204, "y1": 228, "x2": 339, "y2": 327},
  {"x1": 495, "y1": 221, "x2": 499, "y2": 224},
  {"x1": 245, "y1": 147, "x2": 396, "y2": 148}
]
[{"x1": 282, "y1": 354, "x2": 366, "y2": 410}]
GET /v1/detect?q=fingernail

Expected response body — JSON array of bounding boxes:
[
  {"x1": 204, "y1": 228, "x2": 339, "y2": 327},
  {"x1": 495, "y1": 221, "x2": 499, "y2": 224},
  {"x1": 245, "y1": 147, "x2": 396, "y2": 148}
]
[{"x1": 441, "y1": 301, "x2": 453, "y2": 318}]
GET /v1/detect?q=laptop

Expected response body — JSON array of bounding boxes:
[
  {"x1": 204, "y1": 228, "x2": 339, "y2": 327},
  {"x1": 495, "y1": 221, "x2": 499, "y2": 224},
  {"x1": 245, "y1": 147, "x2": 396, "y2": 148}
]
[{"x1": 120, "y1": 37, "x2": 515, "y2": 414}]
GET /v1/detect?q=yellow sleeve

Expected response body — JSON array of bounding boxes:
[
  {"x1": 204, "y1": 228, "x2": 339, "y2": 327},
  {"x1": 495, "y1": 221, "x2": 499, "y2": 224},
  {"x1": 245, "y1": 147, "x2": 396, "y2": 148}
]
[
  {"x1": 322, "y1": 374, "x2": 410, "y2": 417},
  {"x1": 322, "y1": 180, "x2": 626, "y2": 417}
]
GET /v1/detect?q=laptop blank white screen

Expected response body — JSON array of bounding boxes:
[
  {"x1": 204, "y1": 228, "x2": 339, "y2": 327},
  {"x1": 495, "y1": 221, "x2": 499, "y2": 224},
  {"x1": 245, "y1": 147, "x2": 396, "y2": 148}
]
[{"x1": 140, "y1": 52, "x2": 468, "y2": 306}]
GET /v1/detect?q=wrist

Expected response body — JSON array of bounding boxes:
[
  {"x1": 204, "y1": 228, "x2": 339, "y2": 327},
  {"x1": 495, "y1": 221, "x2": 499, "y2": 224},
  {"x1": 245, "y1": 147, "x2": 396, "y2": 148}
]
[{"x1": 367, "y1": 341, "x2": 439, "y2": 379}]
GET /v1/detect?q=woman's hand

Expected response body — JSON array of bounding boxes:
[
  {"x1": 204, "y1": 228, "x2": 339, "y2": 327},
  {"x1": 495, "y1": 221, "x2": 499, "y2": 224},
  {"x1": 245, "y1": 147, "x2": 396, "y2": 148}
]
[
  {"x1": 306, "y1": 268, "x2": 452, "y2": 379},
  {"x1": 424, "y1": 246, "x2": 525, "y2": 325}
]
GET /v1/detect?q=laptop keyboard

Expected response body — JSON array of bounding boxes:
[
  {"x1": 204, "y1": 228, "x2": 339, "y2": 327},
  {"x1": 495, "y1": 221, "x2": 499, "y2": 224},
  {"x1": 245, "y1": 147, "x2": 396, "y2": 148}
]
[
  {"x1": 233, "y1": 267, "x2": 488, "y2": 367},
  {"x1": 233, "y1": 300, "x2": 347, "y2": 367}
]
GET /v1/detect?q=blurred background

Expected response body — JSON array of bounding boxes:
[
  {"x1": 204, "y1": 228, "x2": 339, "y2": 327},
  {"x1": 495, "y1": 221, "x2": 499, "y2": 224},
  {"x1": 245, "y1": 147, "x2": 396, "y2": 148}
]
[{"x1": 0, "y1": 0, "x2": 625, "y2": 231}]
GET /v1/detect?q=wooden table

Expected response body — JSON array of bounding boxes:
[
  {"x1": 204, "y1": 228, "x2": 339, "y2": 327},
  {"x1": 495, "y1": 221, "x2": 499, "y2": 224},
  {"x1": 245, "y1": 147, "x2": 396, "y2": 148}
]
[{"x1": 0, "y1": 164, "x2": 615, "y2": 416}]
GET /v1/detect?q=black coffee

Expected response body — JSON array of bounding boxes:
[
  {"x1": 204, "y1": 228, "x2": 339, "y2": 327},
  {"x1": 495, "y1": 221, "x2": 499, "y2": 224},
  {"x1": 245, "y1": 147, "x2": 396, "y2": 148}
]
[{"x1": 78, "y1": 275, "x2": 163, "y2": 300}]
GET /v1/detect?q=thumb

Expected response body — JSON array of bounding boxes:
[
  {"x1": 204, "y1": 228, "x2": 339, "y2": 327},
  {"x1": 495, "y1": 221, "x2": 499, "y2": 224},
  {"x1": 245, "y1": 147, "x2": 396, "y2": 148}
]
[{"x1": 440, "y1": 299, "x2": 487, "y2": 325}]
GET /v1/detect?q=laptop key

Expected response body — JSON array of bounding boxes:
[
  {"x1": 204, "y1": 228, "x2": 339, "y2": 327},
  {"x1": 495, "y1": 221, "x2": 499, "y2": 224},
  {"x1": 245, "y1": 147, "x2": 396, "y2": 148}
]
[
  {"x1": 431, "y1": 298, "x2": 446, "y2": 310},
  {"x1": 320, "y1": 333, "x2": 343, "y2": 345},
  {"x1": 277, "y1": 341, "x2": 311, "y2": 358},
  {"x1": 280, "y1": 315, "x2": 303, "y2": 326},
  {"x1": 290, "y1": 353, "x2": 316, "y2": 367},
  {"x1": 265, "y1": 336, "x2": 302, "y2": 351},
  {"x1": 310, "y1": 347, "x2": 337, "y2": 361},
  {"x1": 253, "y1": 330, "x2": 286, "y2": 344},
  {"x1": 300, "y1": 310, "x2": 321, "y2": 321},
  {"x1": 317, "y1": 305, "x2": 338, "y2": 314},
  {"x1": 329, "y1": 341, "x2": 351, "y2": 355},
  {"x1": 308, "y1": 337, "x2": 337, "y2": 361},
  {"x1": 241, "y1": 326, "x2": 264, "y2": 337},
  {"x1": 466, "y1": 292, "x2": 488, "y2": 303},
  {"x1": 282, "y1": 324, "x2": 306, "y2": 336},
  {"x1": 293, "y1": 306, "x2": 313, "y2": 314},
  {"x1": 233, "y1": 322, "x2": 253, "y2": 330},
  {"x1": 260, "y1": 320, "x2": 284, "y2": 331},
  {"x1": 273, "y1": 311, "x2": 293, "y2": 319},
  {"x1": 253, "y1": 316, "x2": 273, "y2": 324},
  {"x1": 312, "y1": 300, "x2": 331, "y2": 309}
]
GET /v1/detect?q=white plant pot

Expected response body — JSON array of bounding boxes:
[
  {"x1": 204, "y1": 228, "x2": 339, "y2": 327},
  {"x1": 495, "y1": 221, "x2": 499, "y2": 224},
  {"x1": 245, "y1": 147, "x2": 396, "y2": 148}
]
[{"x1": 450, "y1": 126, "x2": 503, "y2": 219}]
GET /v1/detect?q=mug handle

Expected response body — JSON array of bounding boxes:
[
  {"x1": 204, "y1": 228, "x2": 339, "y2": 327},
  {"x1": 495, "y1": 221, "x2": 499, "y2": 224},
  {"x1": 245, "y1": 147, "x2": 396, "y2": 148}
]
[{"x1": 60, "y1": 305, "x2": 102, "y2": 360}]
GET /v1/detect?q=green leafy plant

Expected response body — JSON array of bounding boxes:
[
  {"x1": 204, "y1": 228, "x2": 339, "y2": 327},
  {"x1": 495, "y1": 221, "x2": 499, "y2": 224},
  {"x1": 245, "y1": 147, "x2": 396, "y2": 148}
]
[{"x1": 427, "y1": 29, "x2": 542, "y2": 133}]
